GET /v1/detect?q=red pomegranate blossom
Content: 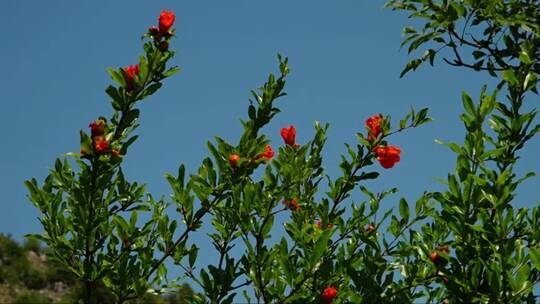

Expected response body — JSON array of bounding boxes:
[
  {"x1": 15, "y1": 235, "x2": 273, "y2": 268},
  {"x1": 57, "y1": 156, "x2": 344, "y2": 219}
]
[
  {"x1": 283, "y1": 198, "x2": 300, "y2": 211},
  {"x1": 315, "y1": 220, "x2": 333, "y2": 229},
  {"x1": 89, "y1": 119, "x2": 106, "y2": 137},
  {"x1": 93, "y1": 136, "x2": 109, "y2": 154},
  {"x1": 255, "y1": 145, "x2": 274, "y2": 161},
  {"x1": 111, "y1": 149, "x2": 121, "y2": 158},
  {"x1": 229, "y1": 154, "x2": 240, "y2": 167},
  {"x1": 374, "y1": 145, "x2": 401, "y2": 169},
  {"x1": 158, "y1": 10, "x2": 176, "y2": 33},
  {"x1": 365, "y1": 114, "x2": 383, "y2": 142},
  {"x1": 123, "y1": 64, "x2": 140, "y2": 91},
  {"x1": 280, "y1": 125, "x2": 299, "y2": 148},
  {"x1": 321, "y1": 286, "x2": 337, "y2": 304}
]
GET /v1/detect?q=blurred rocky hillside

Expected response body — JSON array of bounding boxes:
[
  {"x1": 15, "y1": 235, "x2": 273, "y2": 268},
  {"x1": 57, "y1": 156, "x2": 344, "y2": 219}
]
[{"x1": 0, "y1": 234, "x2": 196, "y2": 303}]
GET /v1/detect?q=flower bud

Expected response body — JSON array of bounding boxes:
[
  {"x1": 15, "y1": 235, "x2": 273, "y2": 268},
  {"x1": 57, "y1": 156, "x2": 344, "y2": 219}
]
[
  {"x1": 282, "y1": 198, "x2": 300, "y2": 211},
  {"x1": 149, "y1": 25, "x2": 159, "y2": 36},
  {"x1": 280, "y1": 125, "x2": 299, "y2": 147},
  {"x1": 229, "y1": 154, "x2": 240, "y2": 167},
  {"x1": 158, "y1": 10, "x2": 176, "y2": 34},
  {"x1": 321, "y1": 286, "x2": 337, "y2": 304},
  {"x1": 123, "y1": 64, "x2": 140, "y2": 91},
  {"x1": 89, "y1": 119, "x2": 106, "y2": 137},
  {"x1": 111, "y1": 149, "x2": 121, "y2": 158}
]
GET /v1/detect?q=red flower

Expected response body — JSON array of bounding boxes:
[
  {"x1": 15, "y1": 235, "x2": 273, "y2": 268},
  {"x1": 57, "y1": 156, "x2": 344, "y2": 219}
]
[
  {"x1": 158, "y1": 10, "x2": 175, "y2": 34},
  {"x1": 111, "y1": 149, "x2": 121, "y2": 158},
  {"x1": 374, "y1": 145, "x2": 401, "y2": 169},
  {"x1": 123, "y1": 64, "x2": 140, "y2": 90},
  {"x1": 430, "y1": 245, "x2": 450, "y2": 266},
  {"x1": 429, "y1": 249, "x2": 448, "y2": 267},
  {"x1": 93, "y1": 136, "x2": 109, "y2": 154},
  {"x1": 89, "y1": 119, "x2": 106, "y2": 137},
  {"x1": 365, "y1": 114, "x2": 383, "y2": 141},
  {"x1": 255, "y1": 145, "x2": 274, "y2": 161},
  {"x1": 321, "y1": 286, "x2": 337, "y2": 304},
  {"x1": 229, "y1": 154, "x2": 240, "y2": 167},
  {"x1": 366, "y1": 223, "x2": 376, "y2": 233},
  {"x1": 283, "y1": 198, "x2": 300, "y2": 211},
  {"x1": 280, "y1": 125, "x2": 299, "y2": 148},
  {"x1": 430, "y1": 251, "x2": 440, "y2": 263},
  {"x1": 315, "y1": 220, "x2": 333, "y2": 229}
]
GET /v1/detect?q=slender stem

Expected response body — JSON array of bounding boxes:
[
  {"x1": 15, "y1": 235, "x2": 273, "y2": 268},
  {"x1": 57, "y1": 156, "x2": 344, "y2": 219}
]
[
  {"x1": 147, "y1": 192, "x2": 225, "y2": 280},
  {"x1": 253, "y1": 199, "x2": 274, "y2": 303},
  {"x1": 113, "y1": 49, "x2": 160, "y2": 140},
  {"x1": 83, "y1": 158, "x2": 99, "y2": 304}
]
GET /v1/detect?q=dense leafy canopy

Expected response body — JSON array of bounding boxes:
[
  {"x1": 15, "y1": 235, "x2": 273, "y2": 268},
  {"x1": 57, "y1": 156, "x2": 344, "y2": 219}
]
[{"x1": 25, "y1": 3, "x2": 540, "y2": 303}]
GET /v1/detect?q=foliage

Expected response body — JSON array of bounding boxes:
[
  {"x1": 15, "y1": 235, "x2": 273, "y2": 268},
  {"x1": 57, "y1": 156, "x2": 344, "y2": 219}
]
[
  {"x1": 0, "y1": 234, "x2": 198, "y2": 303},
  {"x1": 385, "y1": 0, "x2": 540, "y2": 87},
  {"x1": 0, "y1": 234, "x2": 27, "y2": 285},
  {"x1": 386, "y1": 0, "x2": 540, "y2": 303},
  {"x1": 23, "y1": 237, "x2": 42, "y2": 253},
  {"x1": 24, "y1": 3, "x2": 540, "y2": 304},
  {"x1": 25, "y1": 12, "x2": 180, "y2": 304},
  {"x1": 0, "y1": 234, "x2": 48, "y2": 290},
  {"x1": 14, "y1": 291, "x2": 52, "y2": 304}
]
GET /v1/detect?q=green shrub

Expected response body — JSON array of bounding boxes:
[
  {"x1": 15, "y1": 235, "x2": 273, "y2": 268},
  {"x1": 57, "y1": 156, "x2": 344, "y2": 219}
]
[
  {"x1": 22, "y1": 268, "x2": 48, "y2": 290},
  {"x1": 0, "y1": 234, "x2": 30, "y2": 285},
  {"x1": 14, "y1": 291, "x2": 51, "y2": 304},
  {"x1": 59, "y1": 282, "x2": 115, "y2": 304},
  {"x1": 23, "y1": 237, "x2": 42, "y2": 253},
  {"x1": 45, "y1": 259, "x2": 76, "y2": 285}
]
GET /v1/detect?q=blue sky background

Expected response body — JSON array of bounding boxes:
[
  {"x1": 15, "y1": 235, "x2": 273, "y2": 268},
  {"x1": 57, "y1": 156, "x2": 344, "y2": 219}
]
[{"x1": 1, "y1": 0, "x2": 538, "y2": 292}]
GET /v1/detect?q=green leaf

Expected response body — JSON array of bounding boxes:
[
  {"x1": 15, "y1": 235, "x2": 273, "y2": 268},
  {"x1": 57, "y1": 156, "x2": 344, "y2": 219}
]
[
  {"x1": 529, "y1": 248, "x2": 540, "y2": 271},
  {"x1": 143, "y1": 83, "x2": 162, "y2": 97},
  {"x1": 502, "y1": 70, "x2": 518, "y2": 87},
  {"x1": 519, "y1": 50, "x2": 532, "y2": 65},
  {"x1": 163, "y1": 66, "x2": 181, "y2": 78},
  {"x1": 189, "y1": 244, "x2": 198, "y2": 268},
  {"x1": 359, "y1": 172, "x2": 379, "y2": 181},
  {"x1": 400, "y1": 59, "x2": 422, "y2": 78},
  {"x1": 24, "y1": 233, "x2": 49, "y2": 243},
  {"x1": 450, "y1": 2, "x2": 466, "y2": 17},
  {"x1": 107, "y1": 67, "x2": 126, "y2": 87},
  {"x1": 413, "y1": 108, "x2": 430, "y2": 125},
  {"x1": 524, "y1": 72, "x2": 537, "y2": 91},
  {"x1": 309, "y1": 230, "x2": 332, "y2": 268},
  {"x1": 461, "y1": 92, "x2": 476, "y2": 116},
  {"x1": 479, "y1": 147, "x2": 504, "y2": 160},
  {"x1": 399, "y1": 198, "x2": 409, "y2": 222},
  {"x1": 403, "y1": 26, "x2": 416, "y2": 34},
  {"x1": 105, "y1": 85, "x2": 122, "y2": 102}
]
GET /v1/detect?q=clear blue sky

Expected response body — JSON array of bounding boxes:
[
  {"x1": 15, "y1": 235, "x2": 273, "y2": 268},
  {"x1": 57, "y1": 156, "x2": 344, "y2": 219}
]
[{"x1": 1, "y1": 0, "x2": 538, "y2": 288}]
